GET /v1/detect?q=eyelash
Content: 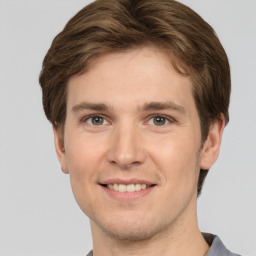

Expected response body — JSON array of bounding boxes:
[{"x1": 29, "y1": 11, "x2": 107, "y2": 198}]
[
  {"x1": 81, "y1": 114, "x2": 176, "y2": 126},
  {"x1": 81, "y1": 114, "x2": 109, "y2": 126},
  {"x1": 147, "y1": 114, "x2": 176, "y2": 126}
]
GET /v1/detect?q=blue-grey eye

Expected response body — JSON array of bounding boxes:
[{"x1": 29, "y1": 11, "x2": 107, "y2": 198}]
[
  {"x1": 149, "y1": 116, "x2": 169, "y2": 126},
  {"x1": 87, "y1": 116, "x2": 105, "y2": 125},
  {"x1": 154, "y1": 116, "x2": 166, "y2": 125}
]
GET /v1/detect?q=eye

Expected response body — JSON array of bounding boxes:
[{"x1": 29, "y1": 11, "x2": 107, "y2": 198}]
[
  {"x1": 84, "y1": 115, "x2": 107, "y2": 126},
  {"x1": 148, "y1": 115, "x2": 170, "y2": 126}
]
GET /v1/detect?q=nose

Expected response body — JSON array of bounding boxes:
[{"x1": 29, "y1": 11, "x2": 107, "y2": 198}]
[{"x1": 107, "y1": 123, "x2": 146, "y2": 169}]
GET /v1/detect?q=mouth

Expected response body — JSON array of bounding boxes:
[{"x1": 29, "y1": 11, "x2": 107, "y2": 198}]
[
  {"x1": 100, "y1": 183, "x2": 155, "y2": 192},
  {"x1": 99, "y1": 180, "x2": 156, "y2": 201}
]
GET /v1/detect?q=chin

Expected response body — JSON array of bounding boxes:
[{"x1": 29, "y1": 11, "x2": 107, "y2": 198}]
[
  {"x1": 92, "y1": 214, "x2": 171, "y2": 242},
  {"x1": 101, "y1": 225, "x2": 159, "y2": 241}
]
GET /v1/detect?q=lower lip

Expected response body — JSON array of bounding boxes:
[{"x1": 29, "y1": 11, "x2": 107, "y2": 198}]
[{"x1": 101, "y1": 185, "x2": 156, "y2": 201}]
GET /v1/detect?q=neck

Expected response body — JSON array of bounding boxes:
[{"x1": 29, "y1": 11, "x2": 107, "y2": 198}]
[{"x1": 90, "y1": 194, "x2": 209, "y2": 256}]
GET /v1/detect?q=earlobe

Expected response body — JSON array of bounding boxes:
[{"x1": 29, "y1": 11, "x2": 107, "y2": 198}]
[
  {"x1": 200, "y1": 115, "x2": 225, "y2": 170},
  {"x1": 52, "y1": 125, "x2": 69, "y2": 174}
]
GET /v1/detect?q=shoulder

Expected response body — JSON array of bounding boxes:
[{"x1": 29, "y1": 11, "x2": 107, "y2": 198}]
[
  {"x1": 86, "y1": 251, "x2": 93, "y2": 256},
  {"x1": 203, "y1": 233, "x2": 241, "y2": 256},
  {"x1": 86, "y1": 234, "x2": 241, "y2": 256}
]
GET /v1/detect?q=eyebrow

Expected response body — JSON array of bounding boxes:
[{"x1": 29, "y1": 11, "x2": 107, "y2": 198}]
[
  {"x1": 71, "y1": 101, "x2": 186, "y2": 114},
  {"x1": 72, "y1": 102, "x2": 110, "y2": 112},
  {"x1": 141, "y1": 101, "x2": 186, "y2": 114}
]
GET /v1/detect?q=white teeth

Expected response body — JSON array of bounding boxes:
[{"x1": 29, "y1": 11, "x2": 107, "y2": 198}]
[
  {"x1": 107, "y1": 183, "x2": 149, "y2": 192},
  {"x1": 118, "y1": 184, "x2": 126, "y2": 192},
  {"x1": 126, "y1": 184, "x2": 135, "y2": 192},
  {"x1": 113, "y1": 183, "x2": 119, "y2": 191},
  {"x1": 135, "y1": 184, "x2": 142, "y2": 191},
  {"x1": 141, "y1": 184, "x2": 146, "y2": 190}
]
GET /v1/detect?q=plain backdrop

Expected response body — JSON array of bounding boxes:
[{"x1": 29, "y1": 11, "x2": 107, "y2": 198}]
[{"x1": 0, "y1": 0, "x2": 255, "y2": 255}]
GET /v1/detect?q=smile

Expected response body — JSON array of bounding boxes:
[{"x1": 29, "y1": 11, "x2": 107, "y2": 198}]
[
  {"x1": 106, "y1": 183, "x2": 152, "y2": 192},
  {"x1": 100, "y1": 181, "x2": 156, "y2": 201}
]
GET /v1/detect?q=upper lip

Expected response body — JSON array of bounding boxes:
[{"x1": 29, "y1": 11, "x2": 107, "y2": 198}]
[{"x1": 99, "y1": 178, "x2": 156, "y2": 185}]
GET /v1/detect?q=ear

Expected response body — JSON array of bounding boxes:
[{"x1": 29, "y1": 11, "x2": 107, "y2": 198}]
[
  {"x1": 200, "y1": 115, "x2": 225, "y2": 170},
  {"x1": 52, "y1": 125, "x2": 69, "y2": 174}
]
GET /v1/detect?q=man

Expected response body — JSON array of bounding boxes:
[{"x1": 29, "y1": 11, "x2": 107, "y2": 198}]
[{"x1": 39, "y1": 0, "x2": 240, "y2": 255}]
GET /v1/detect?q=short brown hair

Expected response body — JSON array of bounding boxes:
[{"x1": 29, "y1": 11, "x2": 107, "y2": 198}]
[{"x1": 39, "y1": 0, "x2": 231, "y2": 195}]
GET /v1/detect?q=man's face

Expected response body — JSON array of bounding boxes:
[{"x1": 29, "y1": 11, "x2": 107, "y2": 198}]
[{"x1": 56, "y1": 46, "x2": 209, "y2": 240}]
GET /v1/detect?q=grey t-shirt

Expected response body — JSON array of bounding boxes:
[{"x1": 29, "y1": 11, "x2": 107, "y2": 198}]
[
  {"x1": 86, "y1": 233, "x2": 241, "y2": 256},
  {"x1": 203, "y1": 233, "x2": 241, "y2": 256}
]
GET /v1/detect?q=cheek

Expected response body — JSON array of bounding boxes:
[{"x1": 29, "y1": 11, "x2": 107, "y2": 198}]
[
  {"x1": 63, "y1": 130, "x2": 105, "y2": 206},
  {"x1": 149, "y1": 134, "x2": 200, "y2": 191},
  {"x1": 64, "y1": 127, "x2": 105, "y2": 175},
  {"x1": 152, "y1": 141, "x2": 199, "y2": 215}
]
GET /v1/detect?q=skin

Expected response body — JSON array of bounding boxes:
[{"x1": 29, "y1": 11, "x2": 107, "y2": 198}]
[{"x1": 53, "y1": 46, "x2": 225, "y2": 256}]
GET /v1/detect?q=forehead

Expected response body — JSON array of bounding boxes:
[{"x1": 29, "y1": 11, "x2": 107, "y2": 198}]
[{"x1": 67, "y1": 46, "x2": 194, "y2": 112}]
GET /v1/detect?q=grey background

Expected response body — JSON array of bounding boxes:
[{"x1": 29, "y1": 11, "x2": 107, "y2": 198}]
[{"x1": 0, "y1": 0, "x2": 255, "y2": 255}]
